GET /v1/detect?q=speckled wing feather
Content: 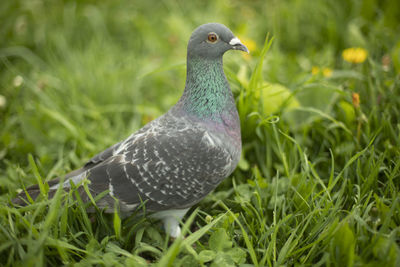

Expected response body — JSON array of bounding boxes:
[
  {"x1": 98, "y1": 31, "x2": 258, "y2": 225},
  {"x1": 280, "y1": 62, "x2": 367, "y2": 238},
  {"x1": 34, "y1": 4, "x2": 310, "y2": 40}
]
[
  {"x1": 66, "y1": 112, "x2": 235, "y2": 212},
  {"x1": 85, "y1": 141, "x2": 123, "y2": 167}
]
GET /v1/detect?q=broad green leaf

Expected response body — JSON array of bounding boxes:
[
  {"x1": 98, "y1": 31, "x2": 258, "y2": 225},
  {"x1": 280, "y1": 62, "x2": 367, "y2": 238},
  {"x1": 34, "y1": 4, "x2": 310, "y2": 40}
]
[
  {"x1": 210, "y1": 253, "x2": 236, "y2": 267},
  {"x1": 225, "y1": 247, "x2": 247, "y2": 264},
  {"x1": 372, "y1": 236, "x2": 400, "y2": 265},
  {"x1": 333, "y1": 222, "x2": 355, "y2": 266},
  {"x1": 209, "y1": 228, "x2": 232, "y2": 252},
  {"x1": 198, "y1": 250, "x2": 216, "y2": 263}
]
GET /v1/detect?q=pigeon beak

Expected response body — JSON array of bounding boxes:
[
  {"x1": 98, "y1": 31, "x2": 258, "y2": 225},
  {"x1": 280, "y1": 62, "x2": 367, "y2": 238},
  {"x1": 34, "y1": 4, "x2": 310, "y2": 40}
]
[{"x1": 229, "y1": 37, "x2": 249, "y2": 53}]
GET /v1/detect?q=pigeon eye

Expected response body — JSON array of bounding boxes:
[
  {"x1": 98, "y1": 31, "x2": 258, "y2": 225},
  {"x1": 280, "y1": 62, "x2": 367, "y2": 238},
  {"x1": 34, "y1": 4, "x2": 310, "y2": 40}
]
[{"x1": 207, "y1": 33, "x2": 218, "y2": 43}]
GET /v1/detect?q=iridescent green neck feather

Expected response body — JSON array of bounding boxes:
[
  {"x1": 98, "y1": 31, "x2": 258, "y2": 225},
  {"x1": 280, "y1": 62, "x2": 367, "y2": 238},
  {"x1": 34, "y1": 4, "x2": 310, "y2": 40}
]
[{"x1": 175, "y1": 56, "x2": 235, "y2": 122}]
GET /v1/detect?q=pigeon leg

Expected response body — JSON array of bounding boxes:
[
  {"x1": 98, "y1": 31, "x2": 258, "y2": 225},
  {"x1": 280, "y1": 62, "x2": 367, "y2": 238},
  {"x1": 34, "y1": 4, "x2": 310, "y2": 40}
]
[{"x1": 151, "y1": 208, "x2": 190, "y2": 238}]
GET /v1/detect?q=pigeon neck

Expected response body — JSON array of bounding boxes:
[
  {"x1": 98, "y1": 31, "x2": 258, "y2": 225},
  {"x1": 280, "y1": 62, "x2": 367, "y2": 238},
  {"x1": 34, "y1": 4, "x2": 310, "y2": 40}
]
[{"x1": 176, "y1": 56, "x2": 235, "y2": 122}]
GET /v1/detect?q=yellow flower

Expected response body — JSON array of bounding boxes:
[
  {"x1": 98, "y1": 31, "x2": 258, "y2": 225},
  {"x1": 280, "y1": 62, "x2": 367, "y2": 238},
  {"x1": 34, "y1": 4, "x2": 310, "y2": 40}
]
[
  {"x1": 238, "y1": 36, "x2": 257, "y2": 61},
  {"x1": 238, "y1": 36, "x2": 257, "y2": 53},
  {"x1": 312, "y1": 66, "x2": 332, "y2": 77},
  {"x1": 322, "y1": 67, "x2": 333, "y2": 77},
  {"x1": 311, "y1": 66, "x2": 320, "y2": 75},
  {"x1": 352, "y1": 92, "x2": 360, "y2": 108},
  {"x1": 342, "y1": 47, "x2": 368, "y2": 64}
]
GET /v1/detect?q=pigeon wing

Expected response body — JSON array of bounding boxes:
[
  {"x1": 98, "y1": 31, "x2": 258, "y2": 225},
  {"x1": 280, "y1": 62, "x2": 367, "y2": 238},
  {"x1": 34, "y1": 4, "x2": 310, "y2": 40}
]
[
  {"x1": 85, "y1": 141, "x2": 123, "y2": 167},
  {"x1": 84, "y1": 121, "x2": 233, "y2": 212}
]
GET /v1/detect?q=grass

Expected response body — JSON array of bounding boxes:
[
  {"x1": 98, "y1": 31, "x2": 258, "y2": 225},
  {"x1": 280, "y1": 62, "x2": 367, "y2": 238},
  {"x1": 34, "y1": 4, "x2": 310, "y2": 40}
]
[{"x1": 1, "y1": 0, "x2": 400, "y2": 266}]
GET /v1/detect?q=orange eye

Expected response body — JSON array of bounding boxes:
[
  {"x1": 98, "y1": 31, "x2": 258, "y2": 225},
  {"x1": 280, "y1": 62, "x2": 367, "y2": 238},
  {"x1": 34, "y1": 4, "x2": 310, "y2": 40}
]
[{"x1": 207, "y1": 33, "x2": 218, "y2": 43}]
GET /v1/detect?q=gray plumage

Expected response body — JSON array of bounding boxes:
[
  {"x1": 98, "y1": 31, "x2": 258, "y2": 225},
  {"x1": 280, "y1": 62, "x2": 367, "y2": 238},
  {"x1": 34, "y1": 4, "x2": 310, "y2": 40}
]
[{"x1": 13, "y1": 23, "x2": 249, "y2": 237}]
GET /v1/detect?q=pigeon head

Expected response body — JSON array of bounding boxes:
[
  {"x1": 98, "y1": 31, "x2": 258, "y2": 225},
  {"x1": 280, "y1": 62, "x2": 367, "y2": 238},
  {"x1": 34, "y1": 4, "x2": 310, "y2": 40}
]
[{"x1": 187, "y1": 23, "x2": 249, "y2": 59}]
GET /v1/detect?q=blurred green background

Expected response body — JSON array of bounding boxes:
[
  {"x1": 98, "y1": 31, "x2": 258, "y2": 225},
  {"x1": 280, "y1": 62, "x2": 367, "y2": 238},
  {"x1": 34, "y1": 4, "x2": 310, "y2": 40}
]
[{"x1": 1, "y1": 0, "x2": 400, "y2": 266}]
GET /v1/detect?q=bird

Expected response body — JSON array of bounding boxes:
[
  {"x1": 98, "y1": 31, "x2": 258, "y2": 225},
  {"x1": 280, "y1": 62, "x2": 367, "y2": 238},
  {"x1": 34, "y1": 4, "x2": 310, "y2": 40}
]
[{"x1": 13, "y1": 23, "x2": 249, "y2": 238}]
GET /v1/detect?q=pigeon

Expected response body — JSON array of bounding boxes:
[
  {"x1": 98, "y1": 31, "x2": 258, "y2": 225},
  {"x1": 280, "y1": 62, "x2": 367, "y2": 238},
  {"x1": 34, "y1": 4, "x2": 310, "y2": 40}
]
[{"x1": 13, "y1": 23, "x2": 249, "y2": 238}]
